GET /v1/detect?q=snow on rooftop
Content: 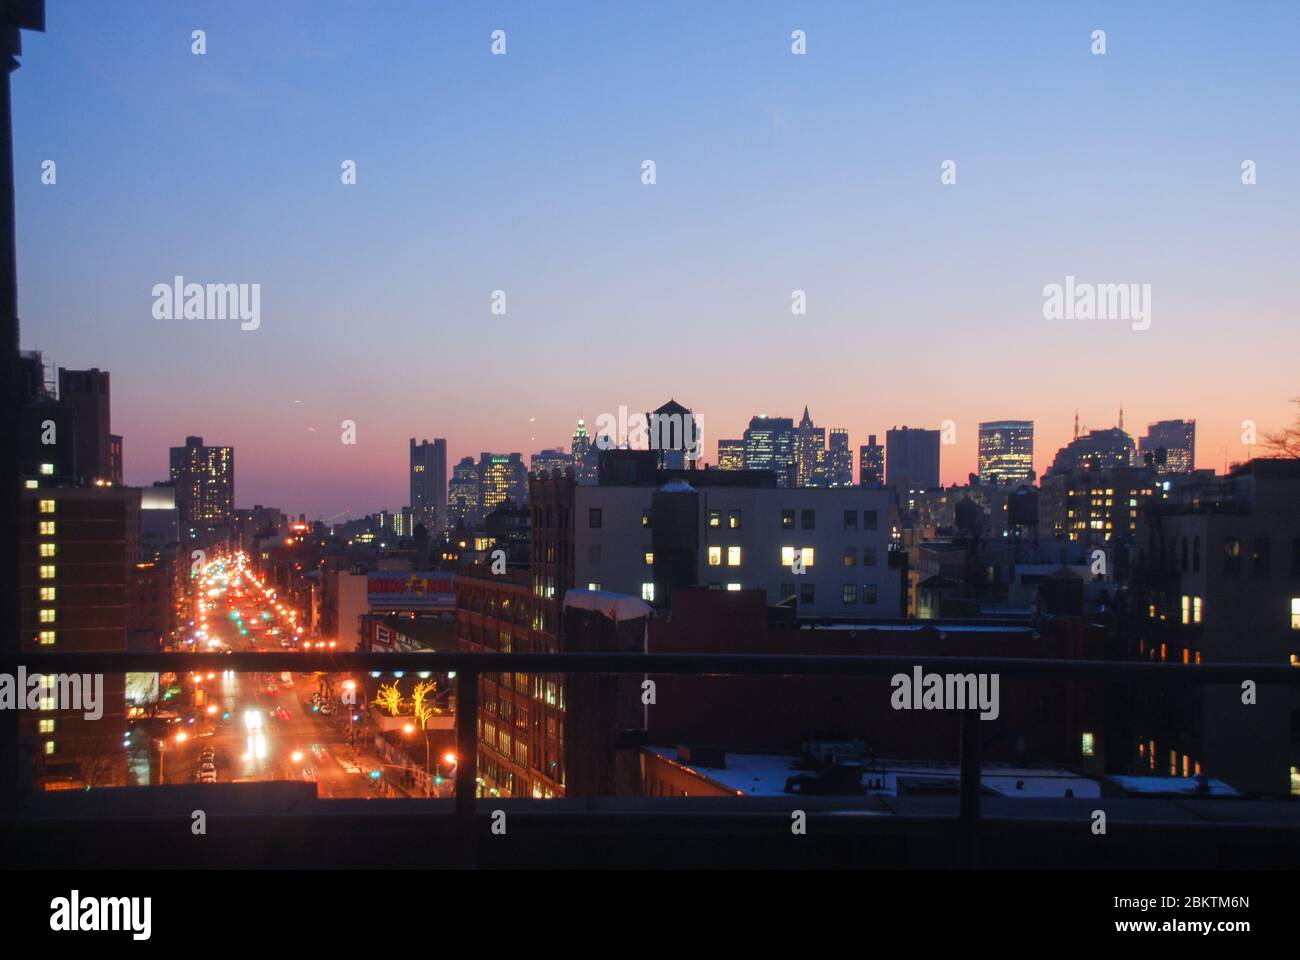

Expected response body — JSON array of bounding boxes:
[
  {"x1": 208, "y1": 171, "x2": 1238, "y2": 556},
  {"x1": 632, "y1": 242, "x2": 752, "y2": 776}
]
[
  {"x1": 643, "y1": 746, "x2": 1100, "y2": 798},
  {"x1": 1108, "y1": 776, "x2": 1240, "y2": 797}
]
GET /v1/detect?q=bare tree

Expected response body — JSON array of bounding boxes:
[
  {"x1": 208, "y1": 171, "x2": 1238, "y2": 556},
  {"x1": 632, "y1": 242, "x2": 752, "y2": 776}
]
[{"x1": 1260, "y1": 398, "x2": 1300, "y2": 458}]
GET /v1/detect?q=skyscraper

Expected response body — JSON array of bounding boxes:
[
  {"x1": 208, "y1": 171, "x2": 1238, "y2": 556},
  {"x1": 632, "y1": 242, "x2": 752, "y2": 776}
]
[
  {"x1": 58, "y1": 367, "x2": 113, "y2": 485},
  {"x1": 717, "y1": 439, "x2": 744, "y2": 471},
  {"x1": 1046, "y1": 427, "x2": 1135, "y2": 476},
  {"x1": 530, "y1": 448, "x2": 572, "y2": 477},
  {"x1": 409, "y1": 437, "x2": 447, "y2": 533},
  {"x1": 448, "y1": 456, "x2": 480, "y2": 529},
  {"x1": 168, "y1": 435, "x2": 234, "y2": 531},
  {"x1": 859, "y1": 435, "x2": 884, "y2": 487},
  {"x1": 743, "y1": 415, "x2": 795, "y2": 487},
  {"x1": 794, "y1": 406, "x2": 826, "y2": 487},
  {"x1": 978, "y1": 420, "x2": 1035, "y2": 486},
  {"x1": 478, "y1": 452, "x2": 528, "y2": 512},
  {"x1": 828, "y1": 429, "x2": 853, "y2": 487},
  {"x1": 571, "y1": 419, "x2": 597, "y2": 484},
  {"x1": 885, "y1": 426, "x2": 940, "y2": 509},
  {"x1": 1139, "y1": 419, "x2": 1196, "y2": 475}
]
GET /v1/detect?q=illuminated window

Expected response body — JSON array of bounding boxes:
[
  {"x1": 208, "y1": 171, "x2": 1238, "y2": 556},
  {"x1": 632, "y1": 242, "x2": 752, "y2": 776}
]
[
  {"x1": 707, "y1": 546, "x2": 722, "y2": 566},
  {"x1": 39, "y1": 543, "x2": 55, "y2": 558},
  {"x1": 39, "y1": 521, "x2": 55, "y2": 535},
  {"x1": 39, "y1": 609, "x2": 55, "y2": 623},
  {"x1": 1192, "y1": 596, "x2": 1202, "y2": 624},
  {"x1": 38, "y1": 631, "x2": 55, "y2": 645},
  {"x1": 44, "y1": 741, "x2": 55, "y2": 756},
  {"x1": 39, "y1": 565, "x2": 55, "y2": 580},
  {"x1": 843, "y1": 548, "x2": 856, "y2": 567},
  {"x1": 38, "y1": 719, "x2": 55, "y2": 733},
  {"x1": 24, "y1": 479, "x2": 37, "y2": 489},
  {"x1": 842, "y1": 584, "x2": 857, "y2": 604},
  {"x1": 728, "y1": 510, "x2": 741, "y2": 530},
  {"x1": 586, "y1": 582, "x2": 601, "y2": 592},
  {"x1": 727, "y1": 546, "x2": 741, "y2": 567},
  {"x1": 726, "y1": 583, "x2": 741, "y2": 592},
  {"x1": 781, "y1": 546, "x2": 795, "y2": 566},
  {"x1": 707, "y1": 510, "x2": 721, "y2": 528},
  {"x1": 641, "y1": 583, "x2": 655, "y2": 602},
  {"x1": 1081, "y1": 732, "x2": 1095, "y2": 757},
  {"x1": 39, "y1": 499, "x2": 55, "y2": 514},
  {"x1": 799, "y1": 547, "x2": 814, "y2": 567},
  {"x1": 1181, "y1": 595, "x2": 1190, "y2": 625},
  {"x1": 39, "y1": 587, "x2": 55, "y2": 601},
  {"x1": 40, "y1": 463, "x2": 53, "y2": 475},
  {"x1": 1292, "y1": 598, "x2": 1300, "y2": 630},
  {"x1": 643, "y1": 552, "x2": 653, "y2": 566}
]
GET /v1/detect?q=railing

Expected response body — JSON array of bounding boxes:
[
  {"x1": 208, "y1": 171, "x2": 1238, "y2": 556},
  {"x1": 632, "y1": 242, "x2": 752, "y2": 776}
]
[{"x1": 3, "y1": 650, "x2": 1298, "y2": 864}]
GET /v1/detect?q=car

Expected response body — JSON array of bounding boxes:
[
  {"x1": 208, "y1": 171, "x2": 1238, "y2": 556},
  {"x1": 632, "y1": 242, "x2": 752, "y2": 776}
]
[{"x1": 310, "y1": 744, "x2": 326, "y2": 761}]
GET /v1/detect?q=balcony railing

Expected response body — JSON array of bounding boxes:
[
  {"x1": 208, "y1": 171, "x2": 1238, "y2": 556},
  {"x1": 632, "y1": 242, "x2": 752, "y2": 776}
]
[{"x1": 2, "y1": 649, "x2": 1299, "y2": 866}]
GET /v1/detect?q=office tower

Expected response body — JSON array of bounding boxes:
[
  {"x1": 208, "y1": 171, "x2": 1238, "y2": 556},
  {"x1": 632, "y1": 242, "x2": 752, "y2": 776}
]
[
  {"x1": 108, "y1": 434, "x2": 123, "y2": 485},
  {"x1": 168, "y1": 435, "x2": 234, "y2": 531},
  {"x1": 743, "y1": 415, "x2": 795, "y2": 487},
  {"x1": 717, "y1": 439, "x2": 744, "y2": 471},
  {"x1": 448, "y1": 457, "x2": 481, "y2": 529},
  {"x1": 794, "y1": 407, "x2": 826, "y2": 487},
  {"x1": 531, "y1": 448, "x2": 572, "y2": 477},
  {"x1": 58, "y1": 367, "x2": 113, "y2": 485},
  {"x1": 1046, "y1": 427, "x2": 1135, "y2": 477},
  {"x1": 1139, "y1": 419, "x2": 1196, "y2": 475},
  {"x1": 478, "y1": 452, "x2": 528, "y2": 512},
  {"x1": 409, "y1": 437, "x2": 448, "y2": 533},
  {"x1": 828, "y1": 429, "x2": 853, "y2": 487},
  {"x1": 18, "y1": 351, "x2": 75, "y2": 483},
  {"x1": 859, "y1": 435, "x2": 884, "y2": 487},
  {"x1": 571, "y1": 419, "x2": 598, "y2": 484},
  {"x1": 20, "y1": 485, "x2": 140, "y2": 788},
  {"x1": 979, "y1": 420, "x2": 1035, "y2": 486},
  {"x1": 886, "y1": 427, "x2": 940, "y2": 507}
]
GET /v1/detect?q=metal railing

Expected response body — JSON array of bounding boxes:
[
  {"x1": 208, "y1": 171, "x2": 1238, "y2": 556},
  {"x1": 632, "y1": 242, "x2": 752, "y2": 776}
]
[{"x1": 3, "y1": 649, "x2": 1298, "y2": 854}]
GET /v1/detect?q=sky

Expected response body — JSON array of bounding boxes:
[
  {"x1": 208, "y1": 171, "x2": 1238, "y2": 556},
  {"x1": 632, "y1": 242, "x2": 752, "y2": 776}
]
[{"x1": 14, "y1": 1, "x2": 1300, "y2": 519}]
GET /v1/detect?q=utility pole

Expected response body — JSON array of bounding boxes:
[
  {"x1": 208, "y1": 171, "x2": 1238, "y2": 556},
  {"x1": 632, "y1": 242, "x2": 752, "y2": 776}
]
[{"x1": 0, "y1": 0, "x2": 45, "y2": 818}]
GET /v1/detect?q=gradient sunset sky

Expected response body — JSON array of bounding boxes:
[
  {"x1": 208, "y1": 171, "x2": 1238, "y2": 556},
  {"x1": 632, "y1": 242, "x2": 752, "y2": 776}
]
[{"x1": 15, "y1": 2, "x2": 1300, "y2": 519}]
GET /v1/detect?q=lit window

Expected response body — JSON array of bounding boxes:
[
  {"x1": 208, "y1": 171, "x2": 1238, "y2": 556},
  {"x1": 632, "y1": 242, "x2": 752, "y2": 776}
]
[
  {"x1": 707, "y1": 546, "x2": 722, "y2": 567},
  {"x1": 726, "y1": 583, "x2": 741, "y2": 592},
  {"x1": 643, "y1": 552, "x2": 654, "y2": 566},
  {"x1": 1081, "y1": 732, "x2": 1095, "y2": 757},
  {"x1": 641, "y1": 583, "x2": 655, "y2": 602},
  {"x1": 728, "y1": 510, "x2": 742, "y2": 530},
  {"x1": 39, "y1": 521, "x2": 55, "y2": 535},
  {"x1": 781, "y1": 546, "x2": 795, "y2": 566},
  {"x1": 38, "y1": 609, "x2": 55, "y2": 623},
  {"x1": 40, "y1": 463, "x2": 53, "y2": 475},
  {"x1": 39, "y1": 565, "x2": 55, "y2": 580},
  {"x1": 586, "y1": 582, "x2": 601, "y2": 592},
  {"x1": 39, "y1": 587, "x2": 55, "y2": 601},
  {"x1": 39, "y1": 543, "x2": 55, "y2": 558},
  {"x1": 1192, "y1": 596, "x2": 1202, "y2": 624},
  {"x1": 24, "y1": 479, "x2": 37, "y2": 489},
  {"x1": 1181, "y1": 595, "x2": 1190, "y2": 625},
  {"x1": 38, "y1": 630, "x2": 55, "y2": 645},
  {"x1": 44, "y1": 741, "x2": 56, "y2": 756},
  {"x1": 1292, "y1": 598, "x2": 1300, "y2": 630},
  {"x1": 707, "y1": 510, "x2": 721, "y2": 528},
  {"x1": 39, "y1": 499, "x2": 55, "y2": 514},
  {"x1": 842, "y1": 584, "x2": 857, "y2": 604},
  {"x1": 727, "y1": 546, "x2": 741, "y2": 567},
  {"x1": 38, "y1": 719, "x2": 55, "y2": 733}
]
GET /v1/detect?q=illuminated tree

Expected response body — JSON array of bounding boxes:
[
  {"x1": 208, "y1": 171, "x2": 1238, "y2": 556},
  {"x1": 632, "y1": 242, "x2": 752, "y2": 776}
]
[{"x1": 372, "y1": 682, "x2": 405, "y2": 717}]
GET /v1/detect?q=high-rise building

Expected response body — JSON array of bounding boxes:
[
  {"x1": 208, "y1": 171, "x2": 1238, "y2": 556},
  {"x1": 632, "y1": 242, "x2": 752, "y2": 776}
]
[
  {"x1": 20, "y1": 485, "x2": 140, "y2": 788},
  {"x1": 448, "y1": 456, "x2": 481, "y2": 529},
  {"x1": 717, "y1": 439, "x2": 744, "y2": 471},
  {"x1": 886, "y1": 427, "x2": 940, "y2": 509},
  {"x1": 794, "y1": 407, "x2": 826, "y2": 488},
  {"x1": 478, "y1": 452, "x2": 528, "y2": 512},
  {"x1": 859, "y1": 435, "x2": 884, "y2": 487},
  {"x1": 978, "y1": 420, "x2": 1035, "y2": 486},
  {"x1": 409, "y1": 438, "x2": 448, "y2": 534},
  {"x1": 1046, "y1": 427, "x2": 1135, "y2": 477},
  {"x1": 571, "y1": 419, "x2": 598, "y2": 484},
  {"x1": 743, "y1": 415, "x2": 795, "y2": 487},
  {"x1": 530, "y1": 448, "x2": 572, "y2": 477},
  {"x1": 168, "y1": 436, "x2": 234, "y2": 532},
  {"x1": 1139, "y1": 419, "x2": 1196, "y2": 475},
  {"x1": 828, "y1": 429, "x2": 853, "y2": 487},
  {"x1": 58, "y1": 367, "x2": 113, "y2": 485}
]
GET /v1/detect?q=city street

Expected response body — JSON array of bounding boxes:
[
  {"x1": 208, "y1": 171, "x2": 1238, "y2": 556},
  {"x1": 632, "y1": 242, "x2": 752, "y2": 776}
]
[{"x1": 152, "y1": 557, "x2": 392, "y2": 799}]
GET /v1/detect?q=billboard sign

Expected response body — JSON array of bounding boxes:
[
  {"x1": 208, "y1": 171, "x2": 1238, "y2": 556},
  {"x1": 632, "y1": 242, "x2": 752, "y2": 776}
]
[{"x1": 366, "y1": 571, "x2": 455, "y2": 610}]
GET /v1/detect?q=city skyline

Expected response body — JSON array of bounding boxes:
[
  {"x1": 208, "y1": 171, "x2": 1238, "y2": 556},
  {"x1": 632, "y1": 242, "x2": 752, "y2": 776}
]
[{"x1": 13, "y1": 2, "x2": 1299, "y2": 517}]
